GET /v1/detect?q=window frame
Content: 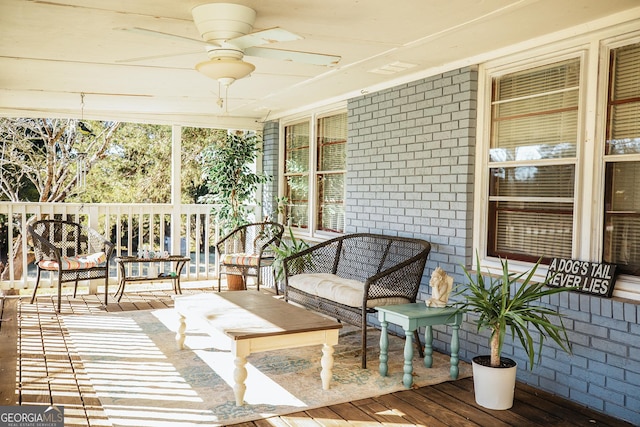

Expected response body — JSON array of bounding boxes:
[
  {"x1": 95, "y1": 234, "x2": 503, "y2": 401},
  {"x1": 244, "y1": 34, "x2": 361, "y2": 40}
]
[
  {"x1": 279, "y1": 104, "x2": 347, "y2": 241},
  {"x1": 597, "y1": 33, "x2": 640, "y2": 298},
  {"x1": 474, "y1": 32, "x2": 640, "y2": 300}
]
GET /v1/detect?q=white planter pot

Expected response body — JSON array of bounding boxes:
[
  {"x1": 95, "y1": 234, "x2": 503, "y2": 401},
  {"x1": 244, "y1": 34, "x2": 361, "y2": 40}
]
[{"x1": 472, "y1": 356, "x2": 517, "y2": 410}]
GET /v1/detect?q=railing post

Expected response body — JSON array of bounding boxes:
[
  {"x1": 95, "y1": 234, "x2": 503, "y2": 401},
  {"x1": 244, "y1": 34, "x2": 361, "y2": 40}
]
[
  {"x1": 88, "y1": 205, "x2": 100, "y2": 295},
  {"x1": 171, "y1": 125, "x2": 182, "y2": 256}
]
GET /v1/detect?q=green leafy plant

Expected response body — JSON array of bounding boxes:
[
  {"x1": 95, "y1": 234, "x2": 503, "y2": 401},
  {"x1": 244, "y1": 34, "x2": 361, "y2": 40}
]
[
  {"x1": 199, "y1": 131, "x2": 269, "y2": 233},
  {"x1": 271, "y1": 227, "x2": 310, "y2": 283},
  {"x1": 454, "y1": 254, "x2": 574, "y2": 369}
]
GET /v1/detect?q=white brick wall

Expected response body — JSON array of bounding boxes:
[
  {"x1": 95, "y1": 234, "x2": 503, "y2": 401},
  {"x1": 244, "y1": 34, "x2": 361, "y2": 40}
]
[{"x1": 347, "y1": 67, "x2": 477, "y2": 288}]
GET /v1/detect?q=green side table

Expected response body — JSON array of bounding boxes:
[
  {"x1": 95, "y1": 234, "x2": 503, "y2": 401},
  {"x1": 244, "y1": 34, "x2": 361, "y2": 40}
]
[{"x1": 376, "y1": 303, "x2": 462, "y2": 388}]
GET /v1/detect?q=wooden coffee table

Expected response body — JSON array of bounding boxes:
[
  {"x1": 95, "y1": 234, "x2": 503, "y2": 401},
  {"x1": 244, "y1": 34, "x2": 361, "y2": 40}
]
[{"x1": 174, "y1": 291, "x2": 342, "y2": 406}]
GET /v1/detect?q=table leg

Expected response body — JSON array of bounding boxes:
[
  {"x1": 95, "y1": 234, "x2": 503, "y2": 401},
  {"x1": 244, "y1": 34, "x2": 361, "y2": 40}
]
[
  {"x1": 379, "y1": 319, "x2": 389, "y2": 377},
  {"x1": 104, "y1": 276, "x2": 109, "y2": 306},
  {"x1": 403, "y1": 328, "x2": 414, "y2": 388},
  {"x1": 115, "y1": 277, "x2": 126, "y2": 302},
  {"x1": 174, "y1": 260, "x2": 187, "y2": 294},
  {"x1": 424, "y1": 325, "x2": 433, "y2": 368},
  {"x1": 115, "y1": 262, "x2": 126, "y2": 302},
  {"x1": 320, "y1": 343, "x2": 334, "y2": 390},
  {"x1": 233, "y1": 341, "x2": 249, "y2": 406},
  {"x1": 450, "y1": 324, "x2": 460, "y2": 379},
  {"x1": 175, "y1": 313, "x2": 186, "y2": 350}
]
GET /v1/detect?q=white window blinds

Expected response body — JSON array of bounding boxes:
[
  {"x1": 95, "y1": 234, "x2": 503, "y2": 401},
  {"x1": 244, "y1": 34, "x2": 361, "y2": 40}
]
[
  {"x1": 488, "y1": 58, "x2": 580, "y2": 261},
  {"x1": 603, "y1": 42, "x2": 640, "y2": 275},
  {"x1": 284, "y1": 121, "x2": 310, "y2": 228},
  {"x1": 316, "y1": 113, "x2": 346, "y2": 233}
]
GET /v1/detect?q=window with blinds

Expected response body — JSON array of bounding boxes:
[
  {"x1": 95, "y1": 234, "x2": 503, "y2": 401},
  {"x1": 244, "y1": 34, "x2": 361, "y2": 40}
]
[
  {"x1": 283, "y1": 111, "x2": 347, "y2": 233},
  {"x1": 316, "y1": 112, "x2": 346, "y2": 233},
  {"x1": 487, "y1": 58, "x2": 580, "y2": 262},
  {"x1": 603, "y1": 42, "x2": 640, "y2": 276},
  {"x1": 284, "y1": 121, "x2": 310, "y2": 228}
]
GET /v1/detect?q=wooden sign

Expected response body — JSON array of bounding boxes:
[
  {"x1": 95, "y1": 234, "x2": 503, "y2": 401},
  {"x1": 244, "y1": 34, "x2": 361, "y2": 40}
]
[{"x1": 545, "y1": 258, "x2": 617, "y2": 298}]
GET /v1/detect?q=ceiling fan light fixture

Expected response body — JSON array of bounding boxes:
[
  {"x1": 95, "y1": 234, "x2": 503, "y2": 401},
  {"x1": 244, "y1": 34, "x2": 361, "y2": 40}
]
[{"x1": 195, "y1": 58, "x2": 255, "y2": 85}]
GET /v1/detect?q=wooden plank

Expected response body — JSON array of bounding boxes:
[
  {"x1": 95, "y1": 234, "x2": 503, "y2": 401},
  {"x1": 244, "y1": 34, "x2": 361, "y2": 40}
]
[
  {"x1": 325, "y1": 401, "x2": 382, "y2": 424},
  {"x1": 251, "y1": 417, "x2": 293, "y2": 427},
  {"x1": 372, "y1": 391, "x2": 451, "y2": 427},
  {"x1": 277, "y1": 411, "x2": 322, "y2": 427},
  {"x1": 303, "y1": 406, "x2": 353, "y2": 426},
  {"x1": 353, "y1": 397, "x2": 421, "y2": 425},
  {"x1": 515, "y1": 382, "x2": 635, "y2": 427},
  {"x1": 431, "y1": 380, "x2": 537, "y2": 427},
  {"x1": 0, "y1": 297, "x2": 19, "y2": 405},
  {"x1": 390, "y1": 388, "x2": 475, "y2": 426},
  {"x1": 412, "y1": 382, "x2": 512, "y2": 427}
]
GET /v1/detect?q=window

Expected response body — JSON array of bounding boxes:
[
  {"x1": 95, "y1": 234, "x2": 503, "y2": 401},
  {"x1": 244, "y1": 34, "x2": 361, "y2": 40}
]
[
  {"x1": 283, "y1": 110, "x2": 347, "y2": 235},
  {"x1": 477, "y1": 32, "x2": 640, "y2": 299},
  {"x1": 603, "y1": 42, "x2": 640, "y2": 276},
  {"x1": 316, "y1": 114, "x2": 346, "y2": 233},
  {"x1": 487, "y1": 58, "x2": 580, "y2": 263},
  {"x1": 284, "y1": 121, "x2": 310, "y2": 229}
]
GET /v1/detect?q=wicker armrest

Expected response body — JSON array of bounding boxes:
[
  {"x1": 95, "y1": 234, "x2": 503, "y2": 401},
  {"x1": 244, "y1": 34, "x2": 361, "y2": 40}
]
[{"x1": 365, "y1": 254, "x2": 429, "y2": 301}]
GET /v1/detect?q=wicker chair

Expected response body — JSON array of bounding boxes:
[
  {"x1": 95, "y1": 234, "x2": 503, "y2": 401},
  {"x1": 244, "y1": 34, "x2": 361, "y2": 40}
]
[
  {"x1": 216, "y1": 222, "x2": 285, "y2": 292},
  {"x1": 28, "y1": 219, "x2": 115, "y2": 312},
  {"x1": 283, "y1": 233, "x2": 431, "y2": 368}
]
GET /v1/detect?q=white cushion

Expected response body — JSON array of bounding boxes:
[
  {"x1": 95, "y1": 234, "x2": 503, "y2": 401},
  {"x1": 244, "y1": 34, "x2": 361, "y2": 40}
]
[{"x1": 288, "y1": 273, "x2": 410, "y2": 308}]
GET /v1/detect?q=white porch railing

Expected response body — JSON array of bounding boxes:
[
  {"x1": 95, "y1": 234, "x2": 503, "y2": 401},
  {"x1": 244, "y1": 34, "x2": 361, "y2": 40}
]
[{"x1": 0, "y1": 202, "x2": 241, "y2": 292}]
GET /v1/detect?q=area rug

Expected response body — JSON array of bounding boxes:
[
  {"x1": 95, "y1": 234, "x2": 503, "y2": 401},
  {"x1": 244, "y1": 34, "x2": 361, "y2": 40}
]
[{"x1": 62, "y1": 308, "x2": 471, "y2": 426}]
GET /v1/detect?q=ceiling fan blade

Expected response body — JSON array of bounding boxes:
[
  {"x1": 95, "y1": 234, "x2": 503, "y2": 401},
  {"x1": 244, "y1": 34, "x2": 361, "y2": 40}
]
[
  {"x1": 230, "y1": 27, "x2": 302, "y2": 49},
  {"x1": 116, "y1": 27, "x2": 219, "y2": 47},
  {"x1": 244, "y1": 46, "x2": 341, "y2": 66},
  {"x1": 116, "y1": 50, "x2": 204, "y2": 63}
]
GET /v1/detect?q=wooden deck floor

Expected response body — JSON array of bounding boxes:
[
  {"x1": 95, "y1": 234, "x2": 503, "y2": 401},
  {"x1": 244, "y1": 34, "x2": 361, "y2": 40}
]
[{"x1": 0, "y1": 285, "x2": 634, "y2": 427}]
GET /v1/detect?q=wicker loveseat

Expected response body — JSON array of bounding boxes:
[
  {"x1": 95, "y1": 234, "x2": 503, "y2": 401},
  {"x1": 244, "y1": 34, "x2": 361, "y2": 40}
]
[
  {"x1": 283, "y1": 233, "x2": 431, "y2": 368},
  {"x1": 29, "y1": 219, "x2": 115, "y2": 312}
]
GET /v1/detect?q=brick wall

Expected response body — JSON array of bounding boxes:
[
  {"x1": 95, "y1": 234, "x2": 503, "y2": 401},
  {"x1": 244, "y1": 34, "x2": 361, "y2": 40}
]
[
  {"x1": 261, "y1": 121, "x2": 279, "y2": 220},
  {"x1": 343, "y1": 66, "x2": 639, "y2": 425},
  {"x1": 346, "y1": 67, "x2": 477, "y2": 291}
]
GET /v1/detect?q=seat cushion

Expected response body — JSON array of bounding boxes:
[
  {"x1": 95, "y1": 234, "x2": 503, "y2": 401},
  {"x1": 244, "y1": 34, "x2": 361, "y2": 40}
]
[
  {"x1": 288, "y1": 273, "x2": 411, "y2": 308},
  {"x1": 221, "y1": 253, "x2": 260, "y2": 267},
  {"x1": 38, "y1": 252, "x2": 107, "y2": 271}
]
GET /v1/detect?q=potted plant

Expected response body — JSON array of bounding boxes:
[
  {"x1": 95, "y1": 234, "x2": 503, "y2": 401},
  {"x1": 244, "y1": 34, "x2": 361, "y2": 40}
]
[
  {"x1": 454, "y1": 254, "x2": 574, "y2": 410},
  {"x1": 271, "y1": 227, "x2": 310, "y2": 292},
  {"x1": 199, "y1": 131, "x2": 270, "y2": 289}
]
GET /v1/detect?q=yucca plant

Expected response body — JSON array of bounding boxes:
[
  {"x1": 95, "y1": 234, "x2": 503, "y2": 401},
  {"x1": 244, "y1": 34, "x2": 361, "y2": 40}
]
[{"x1": 455, "y1": 254, "x2": 574, "y2": 369}]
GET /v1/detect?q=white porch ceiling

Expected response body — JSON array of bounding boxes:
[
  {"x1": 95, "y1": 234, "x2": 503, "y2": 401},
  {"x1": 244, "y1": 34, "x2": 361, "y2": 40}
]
[{"x1": 1, "y1": 0, "x2": 639, "y2": 130}]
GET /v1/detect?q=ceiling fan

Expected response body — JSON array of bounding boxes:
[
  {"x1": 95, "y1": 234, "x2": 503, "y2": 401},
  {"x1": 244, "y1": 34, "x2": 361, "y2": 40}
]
[{"x1": 119, "y1": 3, "x2": 341, "y2": 87}]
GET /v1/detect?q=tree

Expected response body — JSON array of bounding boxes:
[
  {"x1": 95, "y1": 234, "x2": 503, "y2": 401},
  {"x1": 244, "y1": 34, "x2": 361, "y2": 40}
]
[
  {"x1": 77, "y1": 124, "x2": 224, "y2": 204},
  {"x1": 199, "y1": 131, "x2": 269, "y2": 232},
  {"x1": 0, "y1": 118, "x2": 119, "y2": 279},
  {"x1": 0, "y1": 118, "x2": 119, "y2": 202},
  {"x1": 77, "y1": 122, "x2": 171, "y2": 203}
]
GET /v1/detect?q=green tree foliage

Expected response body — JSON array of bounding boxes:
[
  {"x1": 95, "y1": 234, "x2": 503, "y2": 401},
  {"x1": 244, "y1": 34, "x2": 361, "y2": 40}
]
[
  {"x1": 182, "y1": 127, "x2": 227, "y2": 204},
  {"x1": 78, "y1": 123, "x2": 171, "y2": 203},
  {"x1": 74, "y1": 124, "x2": 223, "y2": 204}
]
